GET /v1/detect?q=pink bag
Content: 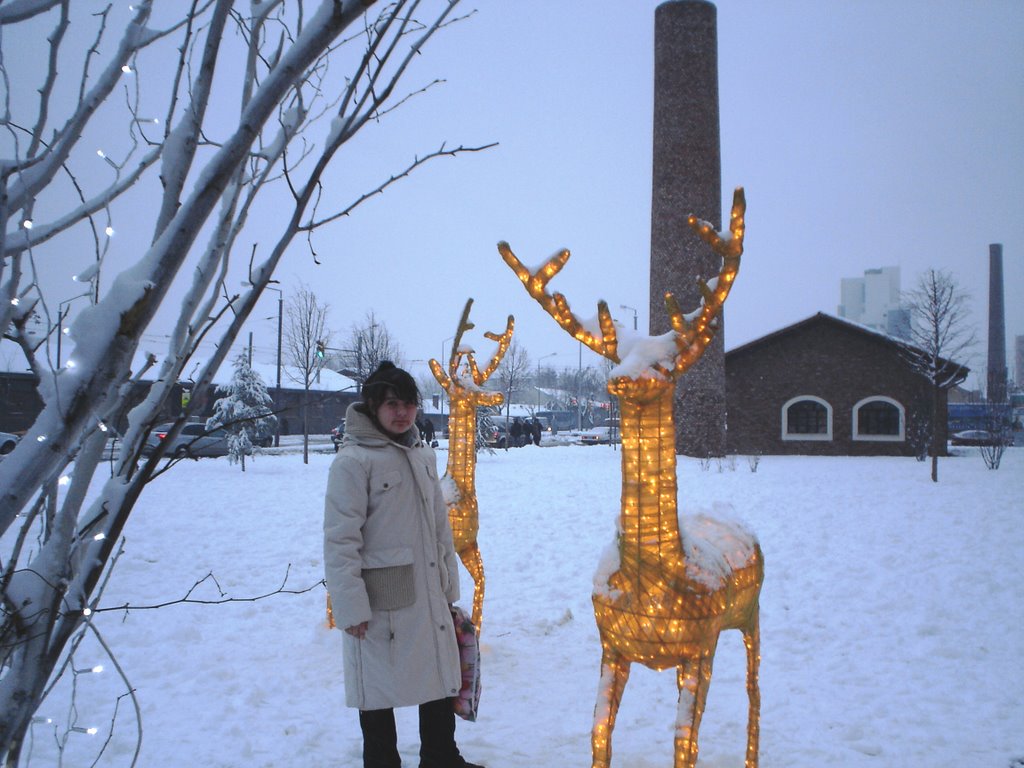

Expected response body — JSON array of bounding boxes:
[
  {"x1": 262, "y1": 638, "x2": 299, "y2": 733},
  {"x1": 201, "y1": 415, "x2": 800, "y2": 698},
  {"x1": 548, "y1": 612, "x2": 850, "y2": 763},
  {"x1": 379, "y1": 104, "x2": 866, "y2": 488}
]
[{"x1": 450, "y1": 605, "x2": 481, "y2": 721}]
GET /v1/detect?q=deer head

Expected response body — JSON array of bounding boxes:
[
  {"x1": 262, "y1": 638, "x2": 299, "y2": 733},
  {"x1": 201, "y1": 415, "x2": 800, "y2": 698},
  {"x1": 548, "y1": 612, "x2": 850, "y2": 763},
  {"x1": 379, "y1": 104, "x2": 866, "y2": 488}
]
[{"x1": 498, "y1": 187, "x2": 745, "y2": 383}]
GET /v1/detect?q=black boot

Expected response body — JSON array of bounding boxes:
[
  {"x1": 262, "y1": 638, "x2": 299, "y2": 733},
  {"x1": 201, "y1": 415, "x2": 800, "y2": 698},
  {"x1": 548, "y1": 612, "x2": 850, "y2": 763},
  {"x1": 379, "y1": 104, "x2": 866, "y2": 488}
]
[
  {"x1": 359, "y1": 708, "x2": 402, "y2": 768},
  {"x1": 418, "y1": 698, "x2": 485, "y2": 768}
]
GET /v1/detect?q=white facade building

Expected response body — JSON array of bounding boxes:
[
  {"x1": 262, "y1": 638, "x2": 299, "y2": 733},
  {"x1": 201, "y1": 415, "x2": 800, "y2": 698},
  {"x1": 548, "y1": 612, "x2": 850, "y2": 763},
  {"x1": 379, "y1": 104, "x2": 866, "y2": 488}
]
[{"x1": 838, "y1": 266, "x2": 909, "y2": 339}]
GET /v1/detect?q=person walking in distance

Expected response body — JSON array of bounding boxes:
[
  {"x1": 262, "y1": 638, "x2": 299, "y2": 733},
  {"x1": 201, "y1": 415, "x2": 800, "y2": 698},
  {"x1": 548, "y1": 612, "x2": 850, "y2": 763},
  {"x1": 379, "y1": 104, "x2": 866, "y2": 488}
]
[{"x1": 510, "y1": 417, "x2": 523, "y2": 448}]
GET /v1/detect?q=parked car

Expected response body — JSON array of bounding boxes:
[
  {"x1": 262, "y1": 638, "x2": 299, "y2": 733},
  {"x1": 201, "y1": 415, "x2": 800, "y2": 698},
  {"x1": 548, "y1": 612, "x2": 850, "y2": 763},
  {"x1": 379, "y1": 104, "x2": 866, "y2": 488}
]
[
  {"x1": 578, "y1": 426, "x2": 619, "y2": 446},
  {"x1": 143, "y1": 422, "x2": 230, "y2": 458},
  {"x1": 482, "y1": 420, "x2": 509, "y2": 449},
  {"x1": 0, "y1": 431, "x2": 20, "y2": 455},
  {"x1": 950, "y1": 429, "x2": 1014, "y2": 447},
  {"x1": 331, "y1": 420, "x2": 346, "y2": 451}
]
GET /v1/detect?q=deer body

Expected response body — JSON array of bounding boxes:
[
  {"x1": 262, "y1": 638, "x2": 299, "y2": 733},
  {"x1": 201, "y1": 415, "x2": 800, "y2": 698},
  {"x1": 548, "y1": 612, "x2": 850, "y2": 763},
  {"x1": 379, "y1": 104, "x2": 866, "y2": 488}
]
[
  {"x1": 430, "y1": 299, "x2": 513, "y2": 633},
  {"x1": 440, "y1": 384, "x2": 501, "y2": 630},
  {"x1": 500, "y1": 188, "x2": 763, "y2": 768},
  {"x1": 594, "y1": 377, "x2": 763, "y2": 768}
]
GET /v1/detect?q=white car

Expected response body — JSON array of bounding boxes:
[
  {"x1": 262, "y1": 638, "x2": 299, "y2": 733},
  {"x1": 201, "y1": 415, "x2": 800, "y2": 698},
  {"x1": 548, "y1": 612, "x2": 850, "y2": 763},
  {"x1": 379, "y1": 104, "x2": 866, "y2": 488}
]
[{"x1": 578, "y1": 426, "x2": 618, "y2": 446}]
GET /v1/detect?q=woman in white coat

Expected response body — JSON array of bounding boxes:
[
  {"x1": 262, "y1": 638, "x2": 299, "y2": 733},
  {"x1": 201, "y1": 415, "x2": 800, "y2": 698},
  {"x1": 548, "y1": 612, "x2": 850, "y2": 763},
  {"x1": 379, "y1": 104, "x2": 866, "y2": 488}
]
[{"x1": 324, "y1": 362, "x2": 483, "y2": 768}]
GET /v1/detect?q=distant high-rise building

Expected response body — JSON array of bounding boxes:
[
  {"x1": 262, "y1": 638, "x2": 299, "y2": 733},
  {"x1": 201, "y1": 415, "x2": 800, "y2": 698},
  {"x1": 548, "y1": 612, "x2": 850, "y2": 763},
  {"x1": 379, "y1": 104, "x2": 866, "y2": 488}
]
[{"x1": 837, "y1": 266, "x2": 908, "y2": 338}]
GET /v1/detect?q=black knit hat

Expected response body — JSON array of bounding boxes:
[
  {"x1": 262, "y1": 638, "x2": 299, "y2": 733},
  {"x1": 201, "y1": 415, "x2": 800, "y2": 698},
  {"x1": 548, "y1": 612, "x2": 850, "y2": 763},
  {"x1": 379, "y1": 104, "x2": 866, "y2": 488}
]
[{"x1": 361, "y1": 361, "x2": 420, "y2": 405}]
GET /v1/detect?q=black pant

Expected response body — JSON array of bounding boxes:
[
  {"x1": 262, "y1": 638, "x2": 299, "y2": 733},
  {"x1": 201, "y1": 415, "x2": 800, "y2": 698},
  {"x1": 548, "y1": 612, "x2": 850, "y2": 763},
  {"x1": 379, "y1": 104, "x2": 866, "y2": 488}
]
[{"x1": 359, "y1": 697, "x2": 463, "y2": 768}]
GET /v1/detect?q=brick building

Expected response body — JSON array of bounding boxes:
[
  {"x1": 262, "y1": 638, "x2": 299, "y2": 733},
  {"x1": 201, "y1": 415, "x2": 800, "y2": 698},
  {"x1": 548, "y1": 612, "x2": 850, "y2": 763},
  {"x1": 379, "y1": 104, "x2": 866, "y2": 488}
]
[{"x1": 725, "y1": 313, "x2": 968, "y2": 457}]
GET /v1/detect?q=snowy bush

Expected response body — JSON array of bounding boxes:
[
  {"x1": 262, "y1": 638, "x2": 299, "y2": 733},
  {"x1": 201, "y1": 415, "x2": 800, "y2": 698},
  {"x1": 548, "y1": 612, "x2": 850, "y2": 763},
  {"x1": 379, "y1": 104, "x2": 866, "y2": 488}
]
[{"x1": 207, "y1": 354, "x2": 277, "y2": 470}]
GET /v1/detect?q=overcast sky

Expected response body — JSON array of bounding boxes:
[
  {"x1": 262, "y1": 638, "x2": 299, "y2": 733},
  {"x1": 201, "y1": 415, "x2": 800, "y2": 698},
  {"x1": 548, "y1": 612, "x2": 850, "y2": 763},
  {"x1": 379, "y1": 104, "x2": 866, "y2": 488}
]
[
  {"x1": 8, "y1": 0, "x2": 1023, "y2": 392},
  {"x1": 260, "y1": 0, "x2": 1024, "y2": 389}
]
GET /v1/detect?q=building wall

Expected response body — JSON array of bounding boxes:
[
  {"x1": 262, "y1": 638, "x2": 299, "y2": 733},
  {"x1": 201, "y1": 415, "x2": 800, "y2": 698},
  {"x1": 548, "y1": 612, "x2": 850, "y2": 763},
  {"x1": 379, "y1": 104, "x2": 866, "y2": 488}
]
[
  {"x1": 0, "y1": 373, "x2": 43, "y2": 433},
  {"x1": 838, "y1": 276, "x2": 865, "y2": 320},
  {"x1": 726, "y1": 316, "x2": 943, "y2": 457},
  {"x1": 0, "y1": 374, "x2": 357, "y2": 437},
  {"x1": 862, "y1": 266, "x2": 901, "y2": 328}
]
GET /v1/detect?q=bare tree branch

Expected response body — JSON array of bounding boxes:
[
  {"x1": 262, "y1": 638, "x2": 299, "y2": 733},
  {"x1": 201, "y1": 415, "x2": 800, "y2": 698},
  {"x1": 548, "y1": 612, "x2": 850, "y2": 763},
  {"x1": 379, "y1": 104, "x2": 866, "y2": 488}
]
[
  {"x1": 94, "y1": 566, "x2": 321, "y2": 613},
  {"x1": 305, "y1": 140, "x2": 497, "y2": 231},
  {"x1": 0, "y1": 2, "x2": 495, "y2": 760}
]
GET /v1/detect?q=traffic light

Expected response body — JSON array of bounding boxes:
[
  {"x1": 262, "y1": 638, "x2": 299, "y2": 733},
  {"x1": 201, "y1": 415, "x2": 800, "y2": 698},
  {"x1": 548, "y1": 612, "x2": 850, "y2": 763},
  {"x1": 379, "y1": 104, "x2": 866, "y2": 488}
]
[{"x1": 315, "y1": 340, "x2": 325, "y2": 359}]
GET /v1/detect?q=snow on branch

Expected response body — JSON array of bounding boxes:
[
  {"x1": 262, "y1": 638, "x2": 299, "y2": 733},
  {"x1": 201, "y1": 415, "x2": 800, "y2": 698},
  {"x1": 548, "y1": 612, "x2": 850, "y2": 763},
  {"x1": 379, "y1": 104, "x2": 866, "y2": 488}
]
[{"x1": 0, "y1": 2, "x2": 502, "y2": 760}]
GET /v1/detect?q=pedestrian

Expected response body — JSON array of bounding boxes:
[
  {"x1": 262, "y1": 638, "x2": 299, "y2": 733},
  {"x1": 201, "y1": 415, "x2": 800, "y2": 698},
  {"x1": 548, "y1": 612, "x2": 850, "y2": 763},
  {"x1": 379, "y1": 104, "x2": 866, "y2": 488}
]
[
  {"x1": 510, "y1": 417, "x2": 523, "y2": 448},
  {"x1": 530, "y1": 416, "x2": 542, "y2": 446},
  {"x1": 421, "y1": 416, "x2": 436, "y2": 445},
  {"x1": 324, "y1": 361, "x2": 484, "y2": 768}
]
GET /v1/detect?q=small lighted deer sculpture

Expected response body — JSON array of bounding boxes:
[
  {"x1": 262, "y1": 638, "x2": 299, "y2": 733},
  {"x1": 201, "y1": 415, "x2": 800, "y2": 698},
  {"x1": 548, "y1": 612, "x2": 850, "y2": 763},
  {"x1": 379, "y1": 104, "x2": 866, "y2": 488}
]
[
  {"x1": 429, "y1": 298, "x2": 514, "y2": 634},
  {"x1": 499, "y1": 187, "x2": 763, "y2": 768}
]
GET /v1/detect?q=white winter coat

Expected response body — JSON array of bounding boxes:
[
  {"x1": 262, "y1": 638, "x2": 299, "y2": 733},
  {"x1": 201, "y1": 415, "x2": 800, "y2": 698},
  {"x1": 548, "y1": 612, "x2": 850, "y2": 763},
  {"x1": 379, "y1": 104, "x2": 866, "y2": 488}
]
[{"x1": 324, "y1": 403, "x2": 462, "y2": 710}]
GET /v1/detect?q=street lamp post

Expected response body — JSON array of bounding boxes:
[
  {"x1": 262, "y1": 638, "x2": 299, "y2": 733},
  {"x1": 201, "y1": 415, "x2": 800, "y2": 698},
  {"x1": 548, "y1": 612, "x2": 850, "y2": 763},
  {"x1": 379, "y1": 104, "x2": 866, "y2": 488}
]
[
  {"x1": 536, "y1": 352, "x2": 557, "y2": 411},
  {"x1": 265, "y1": 286, "x2": 284, "y2": 447},
  {"x1": 577, "y1": 342, "x2": 583, "y2": 431},
  {"x1": 440, "y1": 335, "x2": 454, "y2": 416},
  {"x1": 620, "y1": 304, "x2": 638, "y2": 331},
  {"x1": 242, "y1": 280, "x2": 285, "y2": 446}
]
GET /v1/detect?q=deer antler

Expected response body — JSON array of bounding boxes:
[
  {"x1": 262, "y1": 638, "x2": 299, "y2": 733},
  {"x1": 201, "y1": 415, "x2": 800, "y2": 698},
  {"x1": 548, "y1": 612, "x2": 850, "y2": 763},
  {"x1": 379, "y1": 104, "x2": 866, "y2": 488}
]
[
  {"x1": 666, "y1": 187, "x2": 746, "y2": 378},
  {"x1": 474, "y1": 315, "x2": 515, "y2": 385},
  {"x1": 499, "y1": 187, "x2": 745, "y2": 380},
  {"x1": 428, "y1": 298, "x2": 515, "y2": 390},
  {"x1": 497, "y1": 242, "x2": 621, "y2": 363}
]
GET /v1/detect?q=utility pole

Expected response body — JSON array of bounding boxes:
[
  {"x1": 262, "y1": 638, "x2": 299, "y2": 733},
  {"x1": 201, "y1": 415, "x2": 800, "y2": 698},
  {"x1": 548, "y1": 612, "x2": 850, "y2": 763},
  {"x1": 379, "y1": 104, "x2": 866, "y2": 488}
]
[{"x1": 266, "y1": 286, "x2": 284, "y2": 447}]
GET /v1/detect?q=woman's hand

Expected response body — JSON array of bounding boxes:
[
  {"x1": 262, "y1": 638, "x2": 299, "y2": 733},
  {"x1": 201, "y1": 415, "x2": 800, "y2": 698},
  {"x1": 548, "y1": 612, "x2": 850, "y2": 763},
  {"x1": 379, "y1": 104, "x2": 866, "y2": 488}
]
[{"x1": 344, "y1": 621, "x2": 368, "y2": 638}]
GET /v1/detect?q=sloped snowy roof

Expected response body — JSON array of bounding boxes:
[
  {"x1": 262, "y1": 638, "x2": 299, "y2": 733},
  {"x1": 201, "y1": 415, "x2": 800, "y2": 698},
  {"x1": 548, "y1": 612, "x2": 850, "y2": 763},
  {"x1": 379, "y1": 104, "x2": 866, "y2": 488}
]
[
  {"x1": 0, "y1": 339, "x2": 358, "y2": 393},
  {"x1": 726, "y1": 311, "x2": 971, "y2": 374},
  {"x1": 80, "y1": 347, "x2": 359, "y2": 392},
  {"x1": 160, "y1": 356, "x2": 359, "y2": 392}
]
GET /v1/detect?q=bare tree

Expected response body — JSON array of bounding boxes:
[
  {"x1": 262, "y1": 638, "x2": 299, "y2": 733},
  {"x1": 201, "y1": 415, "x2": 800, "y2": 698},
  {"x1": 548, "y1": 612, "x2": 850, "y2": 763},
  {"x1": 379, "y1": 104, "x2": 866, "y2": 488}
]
[
  {"x1": 556, "y1": 364, "x2": 605, "y2": 428},
  {"x1": 493, "y1": 341, "x2": 530, "y2": 424},
  {"x1": 0, "y1": 2, "x2": 489, "y2": 762},
  {"x1": 901, "y1": 268, "x2": 975, "y2": 482},
  {"x1": 335, "y1": 310, "x2": 403, "y2": 382},
  {"x1": 284, "y1": 286, "x2": 329, "y2": 464}
]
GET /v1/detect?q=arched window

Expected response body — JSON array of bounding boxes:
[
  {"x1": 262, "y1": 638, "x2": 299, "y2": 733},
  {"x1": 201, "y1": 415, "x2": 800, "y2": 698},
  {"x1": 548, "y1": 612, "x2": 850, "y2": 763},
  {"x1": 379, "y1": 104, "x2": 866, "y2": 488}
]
[
  {"x1": 853, "y1": 396, "x2": 904, "y2": 441},
  {"x1": 782, "y1": 396, "x2": 832, "y2": 441}
]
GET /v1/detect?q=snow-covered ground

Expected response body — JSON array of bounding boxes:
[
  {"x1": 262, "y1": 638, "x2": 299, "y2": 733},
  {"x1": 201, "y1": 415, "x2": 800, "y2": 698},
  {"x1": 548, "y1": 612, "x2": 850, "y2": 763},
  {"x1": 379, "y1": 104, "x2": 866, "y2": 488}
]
[{"x1": 19, "y1": 440, "x2": 1024, "y2": 767}]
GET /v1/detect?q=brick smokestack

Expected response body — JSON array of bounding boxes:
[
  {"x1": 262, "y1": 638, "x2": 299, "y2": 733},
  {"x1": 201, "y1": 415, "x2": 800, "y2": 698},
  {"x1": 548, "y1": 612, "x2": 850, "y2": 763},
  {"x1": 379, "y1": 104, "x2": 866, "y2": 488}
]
[
  {"x1": 987, "y1": 243, "x2": 1007, "y2": 403},
  {"x1": 649, "y1": 0, "x2": 725, "y2": 457}
]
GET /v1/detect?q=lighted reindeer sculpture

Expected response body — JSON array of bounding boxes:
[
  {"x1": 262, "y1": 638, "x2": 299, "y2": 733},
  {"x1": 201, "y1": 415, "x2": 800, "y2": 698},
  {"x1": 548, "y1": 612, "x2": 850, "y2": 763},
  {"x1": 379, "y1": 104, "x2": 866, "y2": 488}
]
[
  {"x1": 429, "y1": 298, "x2": 514, "y2": 634},
  {"x1": 499, "y1": 188, "x2": 763, "y2": 768}
]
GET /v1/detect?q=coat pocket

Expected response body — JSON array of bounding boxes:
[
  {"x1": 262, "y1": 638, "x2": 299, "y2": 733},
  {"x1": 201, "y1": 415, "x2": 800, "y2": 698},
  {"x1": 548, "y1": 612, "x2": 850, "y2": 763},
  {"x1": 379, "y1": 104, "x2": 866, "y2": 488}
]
[
  {"x1": 362, "y1": 547, "x2": 416, "y2": 611},
  {"x1": 373, "y1": 469, "x2": 403, "y2": 493}
]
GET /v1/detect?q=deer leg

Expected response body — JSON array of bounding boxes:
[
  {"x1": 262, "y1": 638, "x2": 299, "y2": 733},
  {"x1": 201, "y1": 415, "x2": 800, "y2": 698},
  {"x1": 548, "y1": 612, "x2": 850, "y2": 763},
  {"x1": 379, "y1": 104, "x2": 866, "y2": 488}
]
[
  {"x1": 674, "y1": 649, "x2": 716, "y2": 768},
  {"x1": 457, "y1": 543, "x2": 485, "y2": 633},
  {"x1": 592, "y1": 647, "x2": 629, "y2": 768},
  {"x1": 743, "y1": 613, "x2": 761, "y2": 768}
]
